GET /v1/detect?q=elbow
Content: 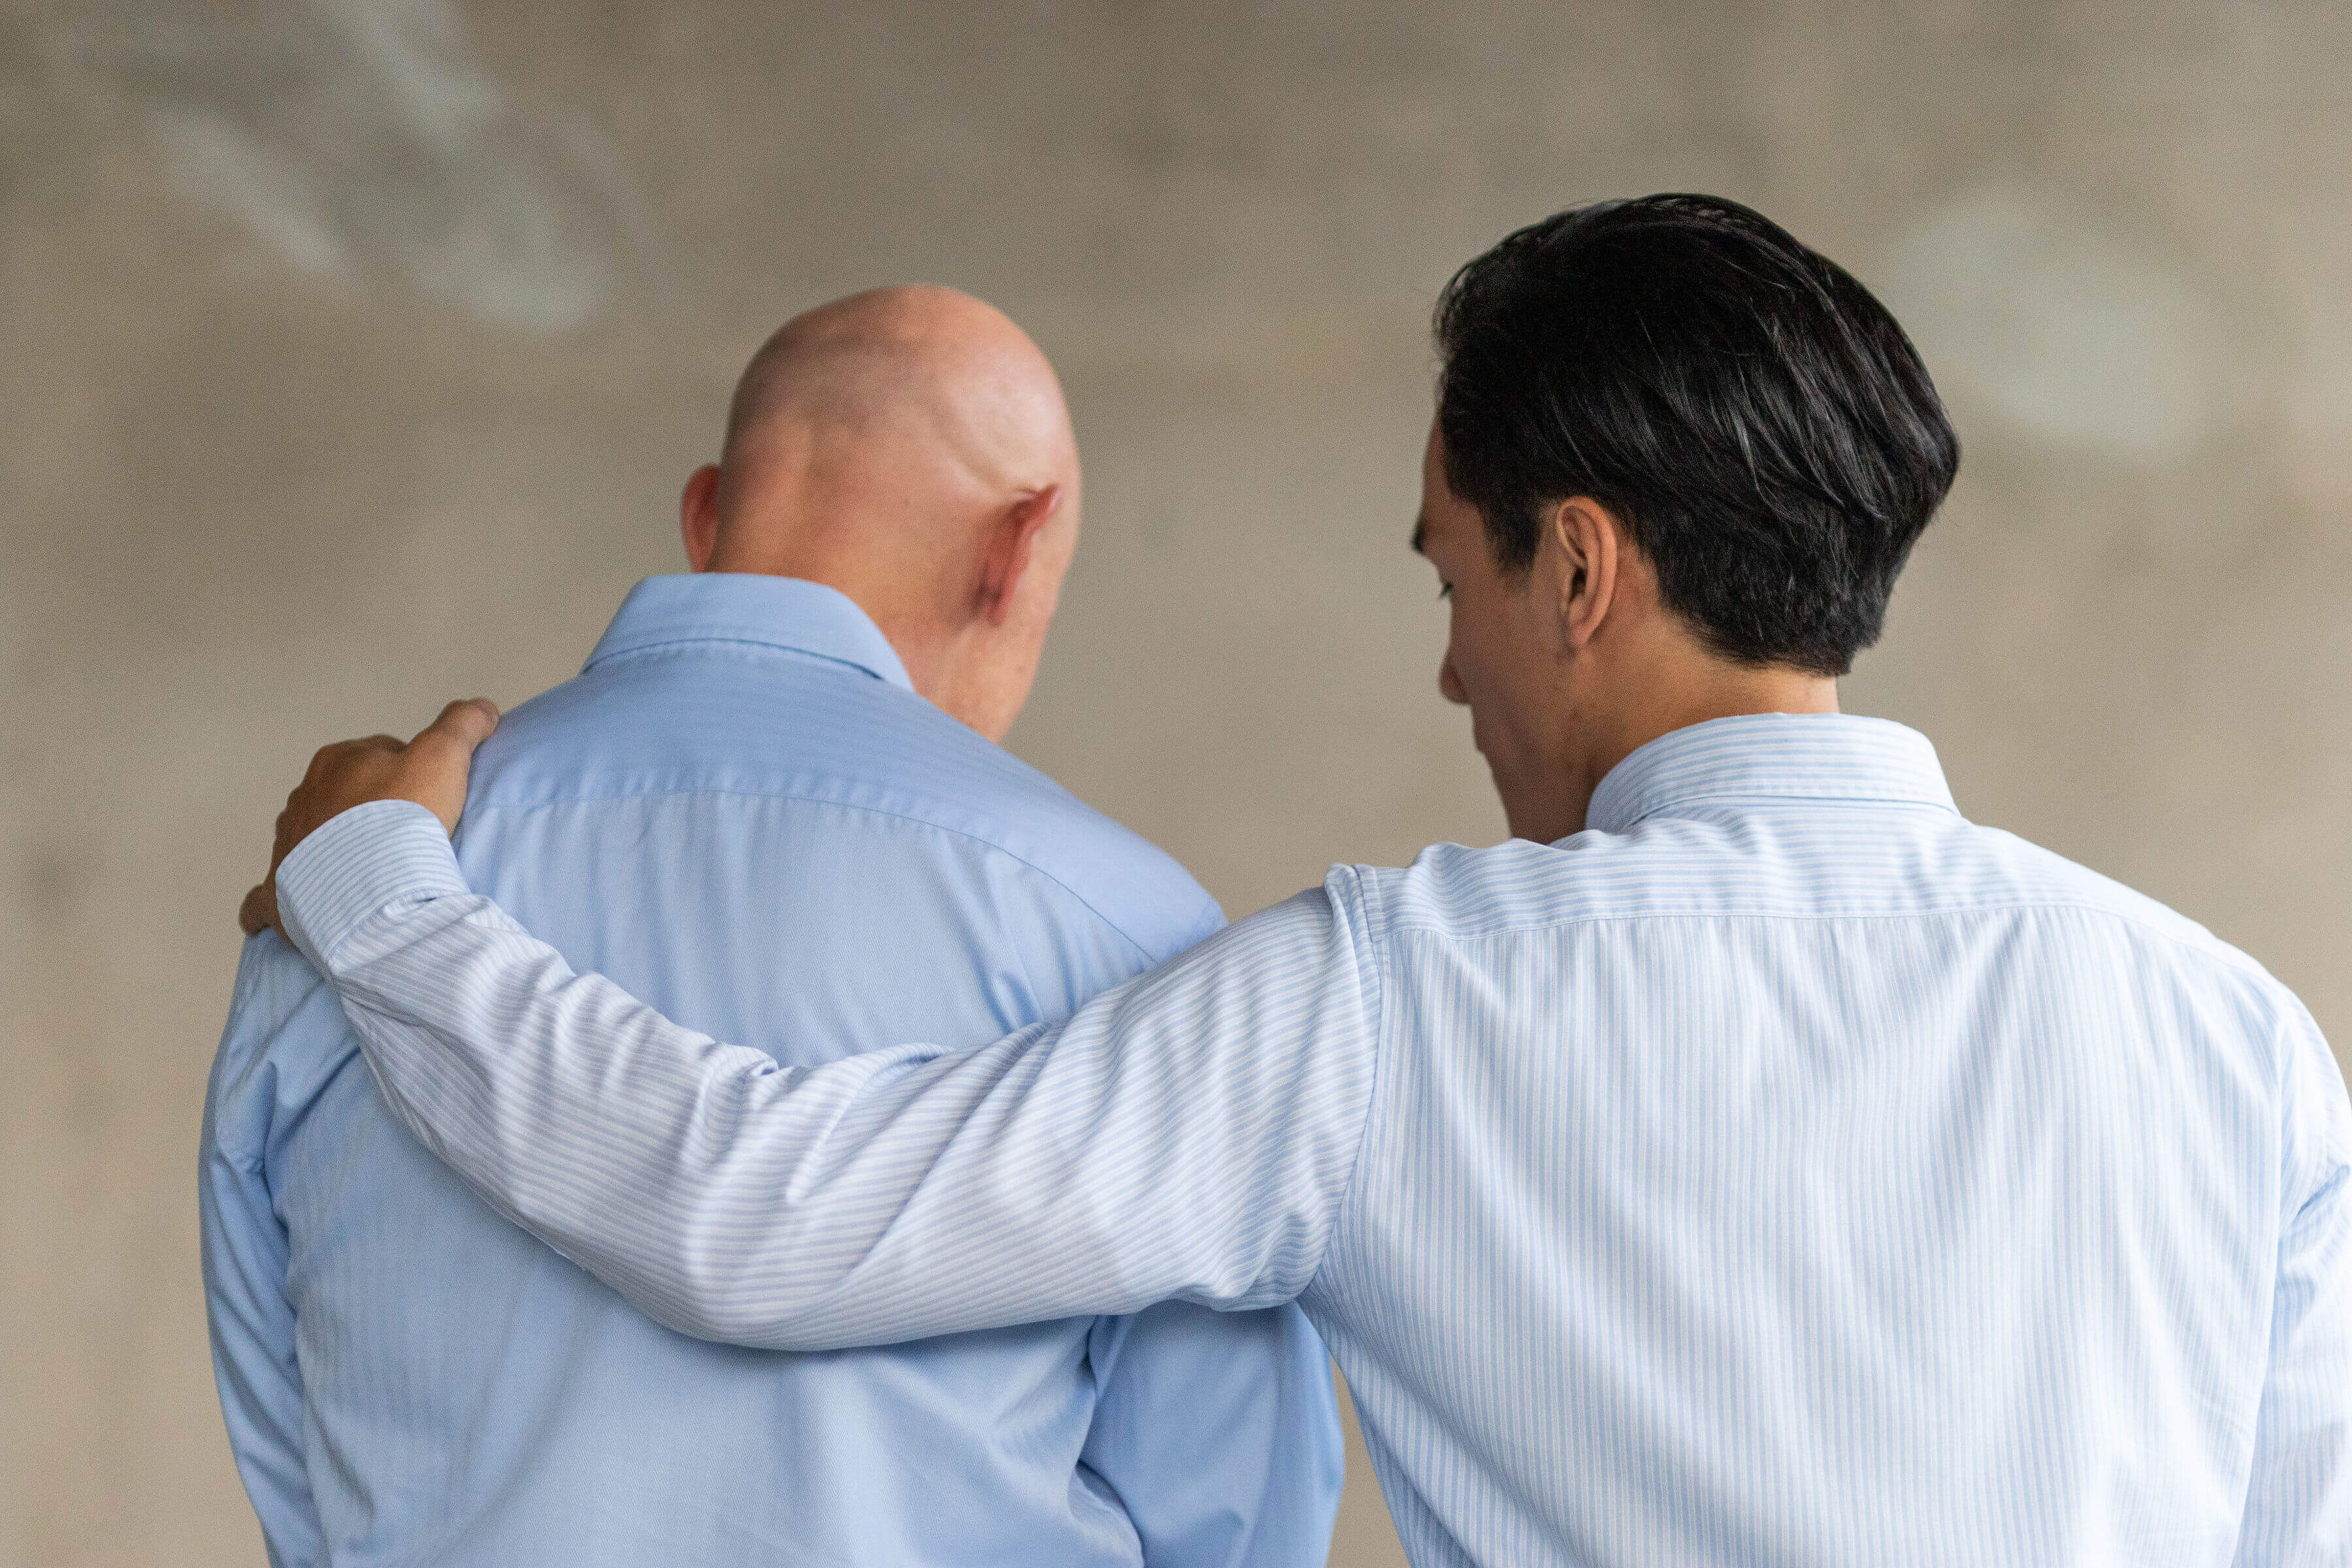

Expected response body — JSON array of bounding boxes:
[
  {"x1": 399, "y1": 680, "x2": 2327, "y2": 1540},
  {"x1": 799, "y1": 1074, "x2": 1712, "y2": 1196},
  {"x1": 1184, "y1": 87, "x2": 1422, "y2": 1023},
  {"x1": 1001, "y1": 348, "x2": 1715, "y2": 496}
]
[
  {"x1": 666, "y1": 1288, "x2": 795, "y2": 1350},
  {"x1": 647, "y1": 1235, "x2": 840, "y2": 1353},
  {"x1": 664, "y1": 1298, "x2": 762, "y2": 1348},
  {"x1": 668, "y1": 1291, "x2": 846, "y2": 1354},
  {"x1": 653, "y1": 1257, "x2": 787, "y2": 1348}
]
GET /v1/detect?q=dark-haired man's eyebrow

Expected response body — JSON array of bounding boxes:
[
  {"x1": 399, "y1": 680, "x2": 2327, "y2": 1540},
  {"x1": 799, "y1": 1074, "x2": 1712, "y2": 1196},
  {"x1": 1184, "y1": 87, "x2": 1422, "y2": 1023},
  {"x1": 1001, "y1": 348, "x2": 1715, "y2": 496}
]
[{"x1": 1410, "y1": 516, "x2": 1428, "y2": 555}]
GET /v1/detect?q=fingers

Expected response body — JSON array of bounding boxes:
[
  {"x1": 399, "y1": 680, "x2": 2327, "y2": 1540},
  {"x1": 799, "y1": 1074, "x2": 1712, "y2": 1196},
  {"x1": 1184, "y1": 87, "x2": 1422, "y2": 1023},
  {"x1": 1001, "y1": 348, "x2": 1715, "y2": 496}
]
[
  {"x1": 305, "y1": 734, "x2": 402, "y2": 782},
  {"x1": 255, "y1": 700, "x2": 497, "y2": 931},
  {"x1": 254, "y1": 745, "x2": 380, "y2": 935}
]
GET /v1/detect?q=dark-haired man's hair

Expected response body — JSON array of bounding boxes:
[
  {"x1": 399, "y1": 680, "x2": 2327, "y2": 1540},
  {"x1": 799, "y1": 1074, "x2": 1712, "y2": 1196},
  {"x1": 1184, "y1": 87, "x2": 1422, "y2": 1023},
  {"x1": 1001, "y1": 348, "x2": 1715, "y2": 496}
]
[{"x1": 1433, "y1": 194, "x2": 1959, "y2": 677}]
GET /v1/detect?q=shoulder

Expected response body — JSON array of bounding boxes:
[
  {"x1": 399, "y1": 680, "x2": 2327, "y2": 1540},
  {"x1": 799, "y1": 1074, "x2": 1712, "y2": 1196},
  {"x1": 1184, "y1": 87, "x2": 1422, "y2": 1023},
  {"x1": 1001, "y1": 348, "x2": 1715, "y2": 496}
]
[
  {"x1": 1959, "y1": 823, "x2": 2296, "y2": 994},
  {"x1": 1990, "y1": 838, "x2": 2232, "y2": 945},
  {"x1": 465, "y1": 651, "x2": 1224, "y2": 967},
  {"x1": 896, "y1": 733, "x2": 1228, "y2": 967},
  {"x1": 205, "y1": 932, "x2": 353, "y2": 1158},
  {"x1": 214, "y1": 933, "x2": 333, "y2": 1075},
  {"x1": 1350, "y1": 815, "x2": 2296, "y2": 997},
  {"x1": 1344, "y1": 834, "x2": 1740, "y2": 941}
]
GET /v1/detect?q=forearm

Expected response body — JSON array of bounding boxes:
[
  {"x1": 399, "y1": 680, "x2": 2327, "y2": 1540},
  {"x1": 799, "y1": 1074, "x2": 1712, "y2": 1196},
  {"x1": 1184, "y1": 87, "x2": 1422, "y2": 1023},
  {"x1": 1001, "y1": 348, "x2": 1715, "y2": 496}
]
[
  {"x1": 278, "y1": 803, "x2": 1382, "y2": 1350},
  {"x1": 290, "y1": 849, "x2": 1103, "y2": 1347}
]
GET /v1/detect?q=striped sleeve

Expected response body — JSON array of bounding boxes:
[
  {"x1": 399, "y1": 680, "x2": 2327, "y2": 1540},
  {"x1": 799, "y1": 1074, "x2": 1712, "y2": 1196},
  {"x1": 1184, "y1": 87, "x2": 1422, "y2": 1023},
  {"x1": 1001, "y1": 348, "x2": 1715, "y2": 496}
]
[
  {"x1": 275, "y1": 802, "x2": 1386, "y2": 1350},
  {"x1": 2233, "y1": 1002, "x2": 2352, "y2": 1565}
]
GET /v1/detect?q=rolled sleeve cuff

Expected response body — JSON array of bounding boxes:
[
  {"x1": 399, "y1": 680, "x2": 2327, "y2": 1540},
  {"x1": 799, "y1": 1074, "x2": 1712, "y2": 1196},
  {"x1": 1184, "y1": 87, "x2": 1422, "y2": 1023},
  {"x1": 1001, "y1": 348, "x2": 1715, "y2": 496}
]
[{"x1": 276, "y1": 800, "x2": 470, "y2": 974}]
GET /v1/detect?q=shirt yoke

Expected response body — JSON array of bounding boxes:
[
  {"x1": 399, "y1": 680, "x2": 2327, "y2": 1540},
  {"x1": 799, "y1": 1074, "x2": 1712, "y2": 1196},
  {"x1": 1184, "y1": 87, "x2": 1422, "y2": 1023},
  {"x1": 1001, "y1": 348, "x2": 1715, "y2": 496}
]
[
  {"x1": 1364, "y1": 803, "x2": 2287, "y2": 1004},
  {"x1": 460, "y1": 642, "x2": 1223, "y2": 966}
]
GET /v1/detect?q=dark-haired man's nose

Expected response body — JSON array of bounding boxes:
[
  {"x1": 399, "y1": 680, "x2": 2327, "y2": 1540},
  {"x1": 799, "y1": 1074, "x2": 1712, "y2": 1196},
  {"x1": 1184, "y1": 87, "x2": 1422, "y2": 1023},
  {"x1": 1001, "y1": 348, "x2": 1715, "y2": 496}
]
[{"x1": 1439, "y1": 649, "x2": 1469, "y2": 706}]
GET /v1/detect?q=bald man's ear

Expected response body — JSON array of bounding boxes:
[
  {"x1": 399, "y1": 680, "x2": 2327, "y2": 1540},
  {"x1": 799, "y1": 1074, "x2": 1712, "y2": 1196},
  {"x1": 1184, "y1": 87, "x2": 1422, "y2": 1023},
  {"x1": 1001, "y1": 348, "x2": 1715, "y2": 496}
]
[
  {"x1": 680, "y1": 465, "x2": 723, "y2": 572},
  {"x1": 977, "y1": 484, "x2": 1062, "y2": 626}
]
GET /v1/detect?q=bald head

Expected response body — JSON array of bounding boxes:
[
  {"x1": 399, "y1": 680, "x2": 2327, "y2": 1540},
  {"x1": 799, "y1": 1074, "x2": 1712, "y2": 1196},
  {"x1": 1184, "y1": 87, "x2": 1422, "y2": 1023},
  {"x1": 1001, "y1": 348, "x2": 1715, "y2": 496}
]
[
  {"x1": 681, "y1": 286, "x2": 1081, "y2": 740},
  {"x1": 718, "y1": 285, "x2": 1074, "y2": 491}
]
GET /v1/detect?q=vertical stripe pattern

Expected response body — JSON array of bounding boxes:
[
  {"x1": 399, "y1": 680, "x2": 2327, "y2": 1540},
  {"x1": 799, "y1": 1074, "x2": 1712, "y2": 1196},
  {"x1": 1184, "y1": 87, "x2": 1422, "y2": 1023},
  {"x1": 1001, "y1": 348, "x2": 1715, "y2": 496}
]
[{"x1": 281, "y1": 711, "x2": 2352, "y2": 1567}]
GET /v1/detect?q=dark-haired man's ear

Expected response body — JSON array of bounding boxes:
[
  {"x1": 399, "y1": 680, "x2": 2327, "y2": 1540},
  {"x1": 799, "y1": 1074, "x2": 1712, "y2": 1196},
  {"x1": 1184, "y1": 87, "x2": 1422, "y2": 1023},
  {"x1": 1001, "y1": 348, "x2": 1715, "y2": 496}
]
[
  {"x1": 680, "y1": 465, "x2": 723, "y2": 572},
  {"x1": 977, "y1": 484, "x2": 1062, "y2": 626},
  {"x1": 1550, "y1": 497, "x2": 1622, "y2": 651}
]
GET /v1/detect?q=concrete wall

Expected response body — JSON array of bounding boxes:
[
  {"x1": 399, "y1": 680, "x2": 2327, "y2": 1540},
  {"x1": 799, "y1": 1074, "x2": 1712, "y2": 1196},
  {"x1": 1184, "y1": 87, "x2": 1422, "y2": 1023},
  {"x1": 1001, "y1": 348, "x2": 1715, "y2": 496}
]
[{"x1": 4, "y1": 1, "x2": 2348, "y2": 1561}]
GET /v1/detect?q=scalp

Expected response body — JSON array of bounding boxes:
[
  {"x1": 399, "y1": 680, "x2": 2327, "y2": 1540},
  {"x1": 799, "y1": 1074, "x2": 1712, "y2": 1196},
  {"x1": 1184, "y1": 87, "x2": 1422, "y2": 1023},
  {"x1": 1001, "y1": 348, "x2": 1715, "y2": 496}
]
[{"x1": 721, "y1": 284, "x2": 1071, "y2": 489}]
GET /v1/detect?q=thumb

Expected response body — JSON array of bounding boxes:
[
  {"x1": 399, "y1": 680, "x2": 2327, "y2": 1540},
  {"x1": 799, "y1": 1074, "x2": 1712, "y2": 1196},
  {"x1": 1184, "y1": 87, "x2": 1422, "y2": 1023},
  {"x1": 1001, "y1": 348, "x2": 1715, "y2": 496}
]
[
  {"x1": 410, "y1": 697, "x2": 500, "y2": 758},
  {"x1": 402, "y1": 698, "x2": 500, "y2": 836}
]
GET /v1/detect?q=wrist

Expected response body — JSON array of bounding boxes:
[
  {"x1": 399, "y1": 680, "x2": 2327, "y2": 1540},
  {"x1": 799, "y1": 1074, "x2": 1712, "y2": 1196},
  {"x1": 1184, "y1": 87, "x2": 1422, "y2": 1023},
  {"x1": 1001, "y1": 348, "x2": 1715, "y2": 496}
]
[{"x1": 276, "y1": 800, "x2": 469, "y2": 974}]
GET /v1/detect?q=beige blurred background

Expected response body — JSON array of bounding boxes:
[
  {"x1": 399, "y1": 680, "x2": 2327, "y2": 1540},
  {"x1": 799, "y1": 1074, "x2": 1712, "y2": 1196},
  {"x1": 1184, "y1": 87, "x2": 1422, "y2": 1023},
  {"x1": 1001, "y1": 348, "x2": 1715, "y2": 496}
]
[{"x1": 3, "y1": 1, "x2": 2349, "y2": 1562}]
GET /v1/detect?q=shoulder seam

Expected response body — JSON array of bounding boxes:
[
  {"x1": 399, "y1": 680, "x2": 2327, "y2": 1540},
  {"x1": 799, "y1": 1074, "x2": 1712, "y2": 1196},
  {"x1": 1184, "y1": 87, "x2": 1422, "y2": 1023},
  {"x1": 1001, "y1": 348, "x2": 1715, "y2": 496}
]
[
  {"x1": 465, "y1": 789, "x2": 1175, "y2": 968},
  {"x1": 1380, "y1": 896, "x2": 2270, "y2": 981}
]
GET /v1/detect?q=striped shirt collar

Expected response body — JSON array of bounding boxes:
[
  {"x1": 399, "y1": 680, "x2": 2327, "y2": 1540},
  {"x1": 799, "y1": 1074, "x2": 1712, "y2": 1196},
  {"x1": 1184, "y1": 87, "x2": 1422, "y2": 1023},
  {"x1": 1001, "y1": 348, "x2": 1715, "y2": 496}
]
[
  {"x1": 583, "y1": 574, "x2": 915, "y2": 691},
  {"x1": 1584, "y1": 713, "x2": 1958, "y2": 836}
]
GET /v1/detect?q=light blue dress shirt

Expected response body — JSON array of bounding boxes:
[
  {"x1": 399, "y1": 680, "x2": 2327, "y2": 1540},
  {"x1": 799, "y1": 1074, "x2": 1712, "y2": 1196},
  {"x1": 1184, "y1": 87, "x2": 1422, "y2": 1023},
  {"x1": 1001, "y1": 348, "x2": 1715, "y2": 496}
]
[
  {"x1": 278, "y1": 711, "x2": 2352, "y2": 1567},
  {"x1": 203, "y1": 574, "x2": 1343, "y2": 1568}
]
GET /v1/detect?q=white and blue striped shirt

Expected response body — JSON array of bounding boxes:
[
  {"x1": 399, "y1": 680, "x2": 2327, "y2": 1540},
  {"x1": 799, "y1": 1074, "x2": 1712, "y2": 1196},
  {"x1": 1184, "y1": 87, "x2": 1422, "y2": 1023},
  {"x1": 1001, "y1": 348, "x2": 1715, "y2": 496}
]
[{"x1": 280, "y1": 713, "x2": 2352, "y2": 1567}]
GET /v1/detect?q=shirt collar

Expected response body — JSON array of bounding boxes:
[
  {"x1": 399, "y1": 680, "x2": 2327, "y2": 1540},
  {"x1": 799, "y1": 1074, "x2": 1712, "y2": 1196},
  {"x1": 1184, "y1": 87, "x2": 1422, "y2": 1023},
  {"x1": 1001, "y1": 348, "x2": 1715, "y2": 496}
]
[
  {"x1": 1583, "y1": 713, "x2": 1958, "y2": 836},
  {"x1": 583, "y1": 574, "x2": 914, "y2": 691}
]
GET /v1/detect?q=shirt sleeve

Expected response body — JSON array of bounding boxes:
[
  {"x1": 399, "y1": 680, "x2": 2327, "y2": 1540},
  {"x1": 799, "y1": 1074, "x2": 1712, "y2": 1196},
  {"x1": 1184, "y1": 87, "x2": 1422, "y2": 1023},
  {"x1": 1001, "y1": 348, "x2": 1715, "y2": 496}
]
[
  {"x1": 199, "y1": 936, "x2": 330, "y2": 1568},
  {"x1": 275, "y1": 800, "x2": 1387, "y2": 1352},
  {"x1": 2233, "y1": 1005, "x2": 2352, "y2": 1567},
  {"x1": 1019, "y1": 853, "x2": 1341, "y2": 1566},
  {"x1": 1080, "y1": 1303, "x2": 1343, "y2": 1568}
]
